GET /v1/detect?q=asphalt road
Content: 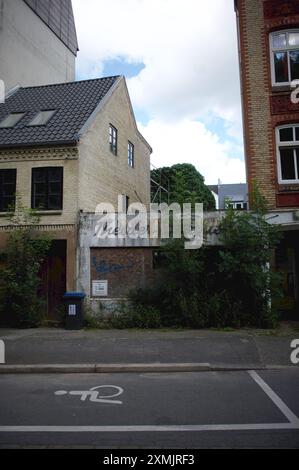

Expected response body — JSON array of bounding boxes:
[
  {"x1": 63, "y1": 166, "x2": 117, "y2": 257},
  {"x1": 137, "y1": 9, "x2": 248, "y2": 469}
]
[{"x1": 0, "y1": 369, "x2": 298, "y2": 448}]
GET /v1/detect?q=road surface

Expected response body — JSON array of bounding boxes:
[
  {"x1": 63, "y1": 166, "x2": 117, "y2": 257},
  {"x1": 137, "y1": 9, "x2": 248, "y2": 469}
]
[{"x1": 0, "y1": 369, "x2": 298, "y2": 448}]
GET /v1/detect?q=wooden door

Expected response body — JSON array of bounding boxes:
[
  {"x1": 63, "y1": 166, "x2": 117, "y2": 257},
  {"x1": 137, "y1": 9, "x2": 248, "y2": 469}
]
[{"x1": 40, "y1": 240, "x2": 67, "y2": 322}]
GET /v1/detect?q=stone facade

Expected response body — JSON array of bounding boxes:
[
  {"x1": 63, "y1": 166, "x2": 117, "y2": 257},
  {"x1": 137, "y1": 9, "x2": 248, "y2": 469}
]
[{"x1": 235, "y1": 0, "x2": 299, "y2": 209}]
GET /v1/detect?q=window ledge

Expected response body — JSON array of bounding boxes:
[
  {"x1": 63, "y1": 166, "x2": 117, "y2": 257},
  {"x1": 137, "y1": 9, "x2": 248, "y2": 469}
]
[
  {"x1": 278, "y1": 184, "x2": 299, "y2": 192},
  {"x1": 271, "y1": 85, "x2": 292, "y2": 93},
  {"x1": 34, "y1": 210, "x2": 63, "y2": 215},
  {"x1": 0, "y1": 212, "x2": 11, "y2": 217}
]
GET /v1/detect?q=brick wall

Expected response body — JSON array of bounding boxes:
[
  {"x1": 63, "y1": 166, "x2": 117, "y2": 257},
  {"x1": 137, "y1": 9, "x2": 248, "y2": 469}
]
[
  {"x1": 0, "y1": 146, "x2": 79, "y2": 226},
  {"x1": 236, "y1": 0, "x2": 299, "y2": 209},
  {"x1": 90, "y1": 247, "x2": 154, "y2": 298}
]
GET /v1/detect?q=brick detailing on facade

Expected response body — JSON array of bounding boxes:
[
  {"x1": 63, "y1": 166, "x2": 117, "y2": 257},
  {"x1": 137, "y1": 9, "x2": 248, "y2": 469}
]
[
  {"x1": 264, "y1": 0, "x2": 299, "y2": 19},
  {"x1": 236, "y1": 0, "x2": 299, "y2": 209}
]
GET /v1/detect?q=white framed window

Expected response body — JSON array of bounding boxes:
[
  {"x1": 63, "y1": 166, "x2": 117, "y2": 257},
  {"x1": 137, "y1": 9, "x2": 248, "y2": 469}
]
[
  {"x1": 109, "y1": 124, "x2": 117, "y2": 155},
  {"x1": 227, "y1": 201, "x2": 247, "y2": 210},
  {"x1": 276, "y1": 124, "x2": 299, "y2": 183},
  {"x1": 128, "y1": 141, "x2": 134, "y2": 167},
  {"x1": 270, "y1": 30, "x2": 299, "y2": 86}
]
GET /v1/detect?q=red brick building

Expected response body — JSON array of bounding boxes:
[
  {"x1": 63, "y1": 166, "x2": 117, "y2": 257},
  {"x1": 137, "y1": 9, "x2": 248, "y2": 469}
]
[{"x1": 235, "y1": 0, "x2": 299, "y2": 314}]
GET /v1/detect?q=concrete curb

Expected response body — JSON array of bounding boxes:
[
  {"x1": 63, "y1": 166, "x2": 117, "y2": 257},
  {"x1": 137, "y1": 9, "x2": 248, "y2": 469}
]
[
  {"x1": 0, "y1": 362, "x2": 284, "y2": 374},
  {"x1": 0, "y1": 363, "x2": 297, "y2": 374},
  {"x1": 0, "y1": 363, "x2": 211, "y2": 374}
]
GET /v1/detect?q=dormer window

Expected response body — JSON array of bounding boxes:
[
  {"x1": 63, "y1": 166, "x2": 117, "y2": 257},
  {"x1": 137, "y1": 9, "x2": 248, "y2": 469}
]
[
  {"x1": 0, "y1": 113, "x2": 25, "y2": 128},
  {"x1": 29, "y1": 110, "x2": 56, "y2": 126},
  {"x1": 270, "y1": 30, "x2": 299, "y2": 86}
]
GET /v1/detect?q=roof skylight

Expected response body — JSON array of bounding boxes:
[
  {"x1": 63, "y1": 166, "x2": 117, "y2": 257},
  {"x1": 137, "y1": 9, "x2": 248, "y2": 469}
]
[
  {"x1": 29, "y1": 110, "x2": 56, "y2": 126},
  {"x1": 0, "y1": 113, "x2": 25, "y2": 128}
]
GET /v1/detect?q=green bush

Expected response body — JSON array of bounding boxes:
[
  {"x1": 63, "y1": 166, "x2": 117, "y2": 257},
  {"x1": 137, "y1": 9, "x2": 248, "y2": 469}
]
[
  {"x1": 84, "y1": 313, "x2": 105, "y2": 329},
  {"x1": 110, "y1": 304, "x2": 161, "y2": 329},
  {"x1": 218, "y1": 186, "x2": 282, "y2": 328},
  {"x1": 128, "y1": 185, "x2": 282, "y2": 329},
  {"x1": 0, "y1": 199, "x2": 51, "y2": 328}
]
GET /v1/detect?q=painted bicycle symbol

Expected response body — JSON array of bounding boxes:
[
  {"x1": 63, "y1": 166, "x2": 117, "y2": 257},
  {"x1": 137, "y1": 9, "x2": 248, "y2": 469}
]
[{"x1": 54, "y1": 385, "x2": 124, "y2": 404}]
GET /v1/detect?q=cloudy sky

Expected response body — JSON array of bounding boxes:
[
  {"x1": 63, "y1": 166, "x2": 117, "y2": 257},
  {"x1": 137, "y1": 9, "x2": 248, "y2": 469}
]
[{"x1": 72, "y1": 0, "x2": 245, "y2": 185}]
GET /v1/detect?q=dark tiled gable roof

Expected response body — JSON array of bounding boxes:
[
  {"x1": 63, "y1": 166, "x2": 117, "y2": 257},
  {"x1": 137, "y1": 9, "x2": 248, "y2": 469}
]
[
  {"x1": 23, "y1": 0, "x2": 79, "y2": 56},
  {"x1": 0, "y1": 77, "x2": 120, "y2": 149}
]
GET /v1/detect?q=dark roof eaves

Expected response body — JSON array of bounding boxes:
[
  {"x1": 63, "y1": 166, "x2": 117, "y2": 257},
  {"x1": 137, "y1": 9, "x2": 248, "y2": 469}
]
[
  {"x1": 12, "y1": 76, "x2": 119, "y2": 91},
  {"x1": 0, "y1": 140, "x2": 78, "y2": 150}
]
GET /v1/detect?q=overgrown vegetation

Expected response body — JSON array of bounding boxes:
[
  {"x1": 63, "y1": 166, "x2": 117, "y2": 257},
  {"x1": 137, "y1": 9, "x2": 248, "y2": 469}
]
[
  {"x1": 121, "y1": 184, "x2": 282, "y2": 329},
  {"x1": 0, "y1": 198, "x2": 52, "y2": 327}
]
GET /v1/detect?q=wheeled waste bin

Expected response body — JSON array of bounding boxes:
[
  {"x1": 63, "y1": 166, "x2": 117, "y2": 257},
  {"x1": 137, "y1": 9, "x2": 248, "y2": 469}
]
[{"x1": 63, "y1": 292, "x2": 86, "y2": 330}]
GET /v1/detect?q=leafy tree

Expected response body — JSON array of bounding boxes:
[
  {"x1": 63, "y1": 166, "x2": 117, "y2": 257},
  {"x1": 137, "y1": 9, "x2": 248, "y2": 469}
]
[
  {"x1": 0, "y1": 197, "x2": 52, "y2": 327},
  {"x1": 151, "y1": 163, "x2": 215, "y2": 211}
]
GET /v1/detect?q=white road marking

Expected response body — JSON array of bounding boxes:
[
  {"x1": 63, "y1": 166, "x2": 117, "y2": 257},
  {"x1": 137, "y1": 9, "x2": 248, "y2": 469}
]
[
  {"x1": 54, "y1": 385, "x2": 123, "y2": 404},
  {"x1": 248, "y1": 370, "x2": 299, "y2": 425},
  {"x1": 0, "y1": 423, "x2": 298, "y2": 433}
]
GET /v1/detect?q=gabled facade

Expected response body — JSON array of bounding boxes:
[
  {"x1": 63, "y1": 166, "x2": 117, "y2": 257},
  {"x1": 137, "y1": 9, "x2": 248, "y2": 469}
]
[
  {"x1": 0, "y1": 76, "x2": 152, "y2": 320},
  {"x1": 0, "y1": 0, "x2": 78, "y2": 91}
]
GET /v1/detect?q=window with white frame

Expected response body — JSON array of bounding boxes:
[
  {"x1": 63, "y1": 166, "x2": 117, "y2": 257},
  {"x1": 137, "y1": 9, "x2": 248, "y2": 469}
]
[
  {"x1": 109, "y1": 124, "x2": 117, "y2": 155},
  {"x1": 276, "y1": 125, "x2": 299, "y2": 183},
  {"x1": 128, "y1": 141, "x2": 134, "y2": 167},
  {"x1": 270, "y1": 30, "x2": 299, "y2": 85},
  {"x1": 226, "y1": 201, "x2": 247, "y2": 210}
]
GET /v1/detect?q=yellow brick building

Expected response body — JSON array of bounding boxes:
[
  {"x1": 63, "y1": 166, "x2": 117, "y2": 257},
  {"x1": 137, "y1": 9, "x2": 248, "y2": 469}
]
[{"x1": 0, "y1": 76, "x2": 152, "y2": 320}]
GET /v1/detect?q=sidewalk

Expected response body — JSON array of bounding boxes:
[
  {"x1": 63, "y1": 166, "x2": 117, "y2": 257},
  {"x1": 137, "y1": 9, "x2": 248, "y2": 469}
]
[{"x1": 0, "y1": 323, "x2": 298, "y2": 372}]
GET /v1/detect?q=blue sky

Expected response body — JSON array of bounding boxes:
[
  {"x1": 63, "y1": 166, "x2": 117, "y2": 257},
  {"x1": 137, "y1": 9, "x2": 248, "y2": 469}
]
[
  {"x1": 77, "y1": 58, "x2": 150, "y2": 125},
  {"x1": 73, "y1": 0, "x2": 245, "y2": 185}
]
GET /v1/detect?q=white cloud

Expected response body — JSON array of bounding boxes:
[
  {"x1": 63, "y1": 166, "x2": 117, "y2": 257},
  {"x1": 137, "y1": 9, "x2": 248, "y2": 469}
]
[
  {"x1": 138, "y1": 119, "x2": 246, "y2": 185},
  {"x1": 72, "y1": 0, "x2": 246, "y2": 183}
]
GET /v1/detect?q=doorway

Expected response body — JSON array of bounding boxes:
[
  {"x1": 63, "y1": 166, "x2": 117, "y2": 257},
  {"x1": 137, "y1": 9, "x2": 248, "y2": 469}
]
[{"x1": 40, "y1": 240, "x2": 67, "y2": 322}]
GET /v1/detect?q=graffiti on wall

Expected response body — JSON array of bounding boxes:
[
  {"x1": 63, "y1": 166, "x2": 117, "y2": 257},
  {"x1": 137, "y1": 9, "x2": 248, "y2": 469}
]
[{"x1": 91, "y1": 255, "x2": 135, "y2": 274}]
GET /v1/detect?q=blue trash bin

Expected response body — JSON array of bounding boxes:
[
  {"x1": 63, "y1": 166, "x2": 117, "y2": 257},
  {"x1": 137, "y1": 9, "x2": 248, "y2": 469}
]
[{"x1": 63, "y1": 292, "x2": 86, "y2": 330}]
